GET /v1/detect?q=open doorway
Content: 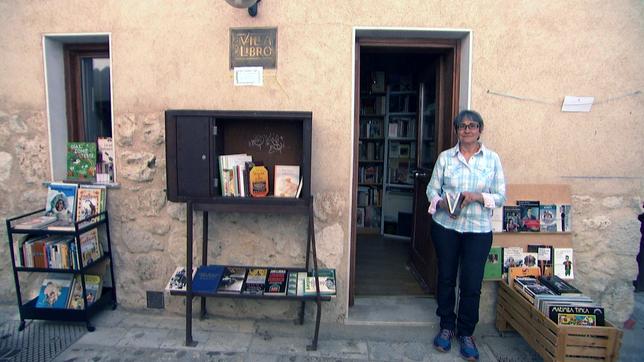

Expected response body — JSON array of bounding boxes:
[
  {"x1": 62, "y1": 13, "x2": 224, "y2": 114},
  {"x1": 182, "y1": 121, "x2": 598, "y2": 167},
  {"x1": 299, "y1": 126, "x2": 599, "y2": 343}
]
[{"x1": 349, "y1": 31, "x2": 467, "y2": 322}]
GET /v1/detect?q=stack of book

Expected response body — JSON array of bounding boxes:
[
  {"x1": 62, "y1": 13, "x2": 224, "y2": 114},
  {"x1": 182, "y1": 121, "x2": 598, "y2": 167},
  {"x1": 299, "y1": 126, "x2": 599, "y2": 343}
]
[{"x1": 512, "y1": 274, "x2": 604, "y2": 326}]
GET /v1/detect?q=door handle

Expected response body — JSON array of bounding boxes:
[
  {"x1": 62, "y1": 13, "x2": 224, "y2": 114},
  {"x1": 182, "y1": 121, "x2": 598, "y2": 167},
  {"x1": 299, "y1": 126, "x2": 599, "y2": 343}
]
[{"x1": 414, "y1": 171, "x2": 428, "y2": 178}]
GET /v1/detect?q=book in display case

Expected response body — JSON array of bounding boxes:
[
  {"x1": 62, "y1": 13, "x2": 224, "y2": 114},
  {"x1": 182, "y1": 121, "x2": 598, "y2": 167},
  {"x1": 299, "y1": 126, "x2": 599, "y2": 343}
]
[{"x1": 164, "y1": 110, "x2": 329, "y2": 351}]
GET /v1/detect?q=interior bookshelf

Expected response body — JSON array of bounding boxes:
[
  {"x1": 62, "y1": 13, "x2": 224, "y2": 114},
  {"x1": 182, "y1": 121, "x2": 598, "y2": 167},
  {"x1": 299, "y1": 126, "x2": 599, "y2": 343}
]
[
  {"x1": 5, "y1": 210, "x2": 117, "y2": 332},
  {"x1": 165, "y1": 110, "x2": 329, "y2": 351},
  {"x1": 493, "y1": 184, "x2": 573, "y2": 248}
]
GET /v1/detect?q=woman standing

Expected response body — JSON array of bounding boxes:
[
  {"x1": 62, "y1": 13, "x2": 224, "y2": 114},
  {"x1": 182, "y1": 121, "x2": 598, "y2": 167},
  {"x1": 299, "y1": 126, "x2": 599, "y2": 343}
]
[{"x1": 426, "y1": 110, "x2": 506, "y2": 361}]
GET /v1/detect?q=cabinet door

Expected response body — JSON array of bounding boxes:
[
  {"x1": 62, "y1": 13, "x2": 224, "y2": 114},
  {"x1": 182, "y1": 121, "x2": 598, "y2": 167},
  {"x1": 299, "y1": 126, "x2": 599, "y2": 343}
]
[{"x1": 176, "y1": 116, "x2": 212, "y2": 198}]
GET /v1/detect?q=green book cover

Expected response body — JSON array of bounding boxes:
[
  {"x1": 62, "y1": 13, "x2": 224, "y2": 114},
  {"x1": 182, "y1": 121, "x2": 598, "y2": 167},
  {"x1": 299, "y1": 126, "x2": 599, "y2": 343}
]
[
  {"x1": 67, "y1": 142, "x2": 97, "y2": 181},
  {"x1": 483, "y1": 247, "x2": 503, "y2": 280}
]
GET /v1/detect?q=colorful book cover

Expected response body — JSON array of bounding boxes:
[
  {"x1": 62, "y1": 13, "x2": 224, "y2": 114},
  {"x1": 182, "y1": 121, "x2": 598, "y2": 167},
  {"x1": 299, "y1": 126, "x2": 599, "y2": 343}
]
[
  {"x1": 264, "y1": 269, "x2": 288, "y2": 295},
  {"x1": 502, "y1": 206, "x2": 521, "y2": 232},
  {"x1": 557, "y1": 204, "x2": 572, "y2": 232},
  {"x1": 517, "y1": 200, "x2": 540, "y2": 232},
  {"x1": 192, "y1": 265, "x2": 225, "y2": 294},
  {"x1": 554, "y1": 248, "x2": 574, "y2": 279},
  {"x1": 67, "y1": 142, "x2": 97, "y2": 181},
  {"x1": 483, "y1": 247, "x2": 502, "y2": 280},
  {"x1": 67, "y1": 274, "x2": 102, "y2": 309},
  {"x1": 304, "y1": 268, "x2": 336, "y2": 296},
  {"x1": 45, "y1": 182, "x2": 78, "y2": 223},
  {"x1": 79, "y1": 229, "x2": 102, "y2": 266},
  {"x1": 35, "y1": 273, "x2": 74, "y2": 309},
  {"x1": 539, "y1": 204, "x2": 557, "y2": 232},
  {"x1": 286, "y1": 271, "x2": 298, "y2": 296},
  {"x1": 76, "y1": 186, "x2": 103, "y2": 223},
  {"x1": 165, "y1": 266, "x2": 196, "y2": 292},
  {"x1": 96, "y1": 137, "x2": 115, "y2": 184},
  {"x1": 243, "y1": 268, "x2": 268, "y2": 295},
  {"x1": 274, "y1": 165, "x2": 300, "y2": 197}
]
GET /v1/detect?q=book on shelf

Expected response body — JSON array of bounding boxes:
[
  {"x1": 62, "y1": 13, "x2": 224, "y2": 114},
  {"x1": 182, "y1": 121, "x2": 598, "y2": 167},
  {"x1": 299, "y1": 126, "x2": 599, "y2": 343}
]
[
  {"x1": 483, "y1": 246, "x2": 502, "y2": 280},
  {"x1": 45, "y1": 182, "x2": 78, "y2": 224},
  {"x1": 76, "y1": 185, "x2": 104, "y2": 224},
  {"x1": 517, "y1": 200, "x2": 540, "y2": 232},
  {"x1": 539, "y1": 204, "x2": 557, "y2": 232},
  {"x1": 553, "y1": 248, "x2": 574, "y2": 279},
  {"x1": 528, "y1": 244, "x2": 554, "y2": 277},
  {"x1": 491, "y1": 207, "x2": 504, "y2": 232},
  {"x1": 96, "y1": 137, "x2": 115, "y2": 184},
  {"x1": 217, "y1": 266, "x2": 247, "y2": 294},
  {"x1": 502, "y1": 206, "x2": 521, "y2": 232},
  {"x1": 66, "y1": 142, "x2": 97, "y2": 181},
  {"x1": 557, "y1": 204, "x2": 572, "y2": 232},
  {"x1": 304, "y1": 268, "x2": 336, "y2": 296},
  {"x1": 549, "y1": 305, "x2": 605, "y2": 326},
  {"x1": 274, "y1": 165, "x2": 300, "y2": 198},
  {"x1": 13, "y1": 215, "x2": 58, "y2": 230},
  {"x1": 264, "y1": 269, "x2": 288, "y2": 296},
  {"x1": 192, "y1": 265, "x2": 225, "y2": 294},
  {"x1": 165, "y1": 266, "x2": 196, "y2": 292},
  {"x1": 502, "y1": 247, "x2": 524, "y2": 275},
  {"x1": 539, "y1": 274, "x2": 582, "y2": 295},
  {"x1": 79, "y1": 229, "x2": 103, "y2": 266},
  {"x1": 67, "y1": 274, "x2": 102, "y2": 309},
  {"x1": 444, "y1": 192, "x2": 464, "y2": 216},
  {"x1": 35, "y1": 273, "x2": 74, "y2": 309},
  {"x1": 296, "y1": 271, "x2": 307, "y2": 296},
  {"x1": 243, "y1": 268, "x2": 268, "y2": 295},
  {"x1": 286, "y1": 271, "x2": 298, "y2": 296},
  {"x1": 219, "y1": 153, "x2": 253, "y2": 197}
]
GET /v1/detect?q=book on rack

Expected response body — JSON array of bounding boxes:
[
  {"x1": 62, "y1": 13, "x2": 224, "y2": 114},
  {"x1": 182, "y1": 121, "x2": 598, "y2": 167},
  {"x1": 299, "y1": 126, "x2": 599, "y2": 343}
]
[
  {"x1": 286, "y1": 271, "x2": 298, "y2": 296},
  {"x1": 67, "y1": 274, "x2": 102, "y2": 309},
  {"x1": 502, "y1": 206, "x2": 521, "y2": 232},
  {"x1": 66, "y1": 142, "x2": 97, "y2": 181},
  {"x1": 13, "y1": 215, "x2": 58, "y2": 230},
  {"x1": 219, "y1": 154, "x2": 253, "y2": 197},
  {"x1": 557, "y1": 204, "x2": 572, "y2": 232},
  {"x1": 539, "y1": 275, "x2": 582, "y2": 295},
  {"x1": 35, "y1": 273, "x2": 74, "y2": 308},
  {"x1": 304, "y1": 268, "x2": 336, "y2": 296},
  {"x1": 45, "y1": 182, "x2": 78, "y2": 225},
  {"x1": 217, "y1": 266, "x2": 247, "y2": 294},
  {"x1": 553, "y1": 248, "x2": 574, "y2": 279},
  {"x1": 76, "y1": 185, "x2": 104, "y2": 224},
  {"x1": 264, "y1": 269, "x2": 288, "y2": 296},
  {"x1": 296, "y1": 271, "x2": 307, "y2": 296},
  {"x1": 549, "y1": 305, "x2": 605, "y2": 326},
  {"x1": 165, "y1": 266, "x2": 197, "y2": 292},
  {"x1": 539, "y1": 204, "x2": 557, "y2": 232},
  {"x1": 96, "y1": 137, "x2": 115, "y2": 184},
  {"x1": 444, "y1": 192, "x2": 464, "y2": 216},
  {"x1": 502, "y1": 247, "x2": 524, "y2": 275},
  {"x1": 192, "y1": 265, "x2": 225, "y2": 294},
  {"x1": 491, "y1": 207, "x2": 504, "y2": 232},
  {"x1": 528, "y1": 244, "x2": 554, "y2": 277},
  {"x1": 79, "y1": 229, "x2": 103, "y2": 267},
  {"x1": 274, "y1": 165, "x2": 300, "y2": 198},
  {"x1": 483, "y1": 246, "x2": 502, "y2": 280},
  {"x1": 508, "y1": 266, "x2": 541, "y2": 288},
  {"x1": 517, "y1": 200, "x2": 540, "y2": 232},
  {"x1": 242, "y1": 268, "x2": 268, "y2": 295}
]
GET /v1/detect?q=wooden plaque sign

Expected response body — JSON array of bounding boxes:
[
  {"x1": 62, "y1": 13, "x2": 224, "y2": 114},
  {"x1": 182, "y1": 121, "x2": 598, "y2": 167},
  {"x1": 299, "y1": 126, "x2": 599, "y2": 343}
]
[{"x1": 230, "y1": 27, "x2": 277, "y2": 69}]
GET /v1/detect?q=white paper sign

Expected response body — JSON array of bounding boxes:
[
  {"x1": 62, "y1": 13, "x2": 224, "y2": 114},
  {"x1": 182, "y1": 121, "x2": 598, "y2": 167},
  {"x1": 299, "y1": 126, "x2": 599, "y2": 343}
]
[
  {"x1": 234, "y1": 67, "x2": 263, "y2": 86},
  {"x1": 561, "y1": 96, "x2": 594, "y2": 112}
]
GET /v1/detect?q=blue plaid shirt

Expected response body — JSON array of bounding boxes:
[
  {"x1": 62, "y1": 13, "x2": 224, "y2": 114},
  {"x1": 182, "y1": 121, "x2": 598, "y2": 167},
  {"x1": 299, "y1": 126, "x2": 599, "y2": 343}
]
[{"x1": 426, "y1": 143, "x2": 506, "y2": 233}]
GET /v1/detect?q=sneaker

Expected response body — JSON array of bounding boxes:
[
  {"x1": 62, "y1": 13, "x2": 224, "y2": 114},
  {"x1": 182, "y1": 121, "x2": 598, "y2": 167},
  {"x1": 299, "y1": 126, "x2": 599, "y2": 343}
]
[
  {"x1": 458, "y1": 336, "x2": 479, "y2": 361},
  {"x1": 433, "y1": 328, "x2": 454, "y2": 352}
]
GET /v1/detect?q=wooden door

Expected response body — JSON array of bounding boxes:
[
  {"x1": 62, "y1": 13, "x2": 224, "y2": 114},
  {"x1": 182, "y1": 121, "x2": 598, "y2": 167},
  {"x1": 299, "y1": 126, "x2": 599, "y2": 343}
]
[{"x1": 409, "y1": 49, "x2": 459, "y2": 293}]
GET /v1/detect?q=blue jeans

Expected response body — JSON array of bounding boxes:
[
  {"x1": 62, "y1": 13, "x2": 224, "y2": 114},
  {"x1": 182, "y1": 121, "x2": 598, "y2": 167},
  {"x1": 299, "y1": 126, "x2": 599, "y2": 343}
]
[{"x1": 431, "y1": 221, "x2": 492, "y2": 336}]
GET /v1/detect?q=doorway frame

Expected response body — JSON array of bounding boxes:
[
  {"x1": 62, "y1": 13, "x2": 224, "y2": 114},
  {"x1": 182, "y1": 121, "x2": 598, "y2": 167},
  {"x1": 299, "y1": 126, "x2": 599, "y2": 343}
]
[{"x1": 348, "y1": 27, "x2": 472, "y2": 307}]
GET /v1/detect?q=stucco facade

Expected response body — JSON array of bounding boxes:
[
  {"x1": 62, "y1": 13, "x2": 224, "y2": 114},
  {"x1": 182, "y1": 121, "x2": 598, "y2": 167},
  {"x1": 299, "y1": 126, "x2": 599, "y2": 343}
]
[{"x1": 0, "y1": 1, "x2": 642, "y2": 324}]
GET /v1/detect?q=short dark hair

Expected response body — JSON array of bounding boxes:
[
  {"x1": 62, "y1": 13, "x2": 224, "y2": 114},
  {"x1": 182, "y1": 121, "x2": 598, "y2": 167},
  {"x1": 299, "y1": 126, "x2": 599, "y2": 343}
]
[{"x1": 453, "y1": 110, "x2": 484, "y2": 130}]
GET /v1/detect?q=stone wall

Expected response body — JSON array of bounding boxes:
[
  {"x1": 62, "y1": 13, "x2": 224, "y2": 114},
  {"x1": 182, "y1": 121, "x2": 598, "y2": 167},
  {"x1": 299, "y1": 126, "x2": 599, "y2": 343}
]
[{"x1": 0, "y1": 1, "x2": 642, "y2": 325}]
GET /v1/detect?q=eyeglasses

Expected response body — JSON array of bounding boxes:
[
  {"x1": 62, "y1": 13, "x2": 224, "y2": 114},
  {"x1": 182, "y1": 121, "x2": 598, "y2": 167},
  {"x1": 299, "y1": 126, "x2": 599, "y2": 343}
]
[{"x1": 457, "y1": 123, "x2": 480, "y2": 131}]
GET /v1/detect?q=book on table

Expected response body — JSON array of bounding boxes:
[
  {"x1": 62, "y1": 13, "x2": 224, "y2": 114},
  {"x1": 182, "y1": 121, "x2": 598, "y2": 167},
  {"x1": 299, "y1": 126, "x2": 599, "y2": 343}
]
[
  {"x1": 304, "y1": 268, "x2": 336, "y2": 296},
  {"x1": 538, "y1": 275, "x2": 582, "y2": 295}
]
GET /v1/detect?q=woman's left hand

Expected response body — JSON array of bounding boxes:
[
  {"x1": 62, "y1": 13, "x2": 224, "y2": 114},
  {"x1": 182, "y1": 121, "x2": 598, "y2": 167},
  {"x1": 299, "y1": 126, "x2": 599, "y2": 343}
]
[{"x1": 460, "y1": 192, "x2": 483, "y2": 208}]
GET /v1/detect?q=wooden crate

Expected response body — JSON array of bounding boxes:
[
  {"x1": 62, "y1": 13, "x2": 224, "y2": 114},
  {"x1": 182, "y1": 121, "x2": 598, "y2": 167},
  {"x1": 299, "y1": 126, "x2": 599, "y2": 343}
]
[{"x1": 496, "y1": 282, "x2": 622, "y2": 362}]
